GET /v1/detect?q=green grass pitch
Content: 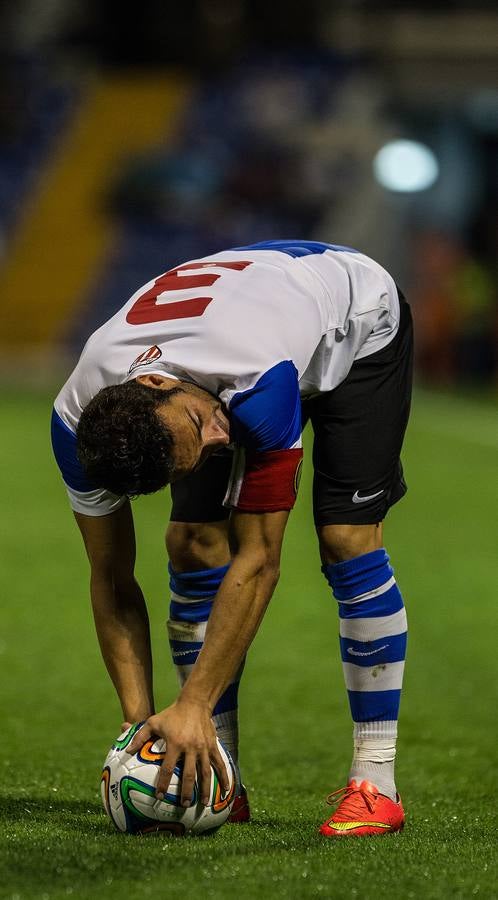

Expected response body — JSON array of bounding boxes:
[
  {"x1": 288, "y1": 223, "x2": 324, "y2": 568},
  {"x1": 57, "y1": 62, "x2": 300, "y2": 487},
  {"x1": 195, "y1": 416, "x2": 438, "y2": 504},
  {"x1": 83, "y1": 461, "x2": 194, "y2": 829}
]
[{"x1": 1, "y1": 386, "x2": 497, "y2": 899}]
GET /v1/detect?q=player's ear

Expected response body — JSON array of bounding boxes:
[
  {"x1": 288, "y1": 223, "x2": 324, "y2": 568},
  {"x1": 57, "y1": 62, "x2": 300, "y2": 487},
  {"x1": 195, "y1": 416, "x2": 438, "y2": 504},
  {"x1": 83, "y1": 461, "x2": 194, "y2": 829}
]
[{"x1": 135, "y1": 374, "x2": 177, "y2": 390}]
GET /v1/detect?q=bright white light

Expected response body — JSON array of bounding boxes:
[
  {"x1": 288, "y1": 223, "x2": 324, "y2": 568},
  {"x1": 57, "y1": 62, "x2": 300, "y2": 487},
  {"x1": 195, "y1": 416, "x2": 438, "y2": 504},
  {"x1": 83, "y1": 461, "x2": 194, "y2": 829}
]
[{"x1": 373, "y1": 140, "x2": 439, "y2": 192}]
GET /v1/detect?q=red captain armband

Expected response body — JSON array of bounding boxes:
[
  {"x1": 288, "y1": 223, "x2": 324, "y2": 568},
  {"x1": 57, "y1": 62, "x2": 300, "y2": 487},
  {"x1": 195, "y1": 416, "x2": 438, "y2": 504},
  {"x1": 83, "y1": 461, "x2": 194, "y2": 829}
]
[{"x1": 235, "y1": 448, "x2": 304, "y2": 513}]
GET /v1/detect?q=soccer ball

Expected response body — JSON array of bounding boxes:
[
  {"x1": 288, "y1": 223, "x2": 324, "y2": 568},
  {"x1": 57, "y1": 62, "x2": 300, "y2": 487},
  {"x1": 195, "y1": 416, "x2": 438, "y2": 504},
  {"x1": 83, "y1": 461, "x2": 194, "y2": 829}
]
[{"x1": 101, "y1": 722, "x2": 236, "y2": 836}]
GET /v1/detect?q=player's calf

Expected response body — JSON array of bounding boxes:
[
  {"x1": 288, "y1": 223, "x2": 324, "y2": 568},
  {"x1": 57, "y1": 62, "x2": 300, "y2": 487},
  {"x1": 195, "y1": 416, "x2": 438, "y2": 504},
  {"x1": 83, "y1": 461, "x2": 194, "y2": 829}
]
[{"x1": 321, "y1": 545, "x2": 407, "y2": 805}]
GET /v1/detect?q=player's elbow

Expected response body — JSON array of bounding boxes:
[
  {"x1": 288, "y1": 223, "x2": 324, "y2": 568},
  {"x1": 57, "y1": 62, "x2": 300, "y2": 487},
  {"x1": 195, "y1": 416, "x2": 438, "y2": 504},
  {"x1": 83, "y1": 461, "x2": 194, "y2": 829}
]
[
  {"x1": 257, "y1": 557, "x2": 281, "y2": 592},
  {"x1": 233, "y1": 550, "x2": 281, "y2": 592},
  {"x1": 264, "y1": 562, "x2": 281, "y2": 594}
]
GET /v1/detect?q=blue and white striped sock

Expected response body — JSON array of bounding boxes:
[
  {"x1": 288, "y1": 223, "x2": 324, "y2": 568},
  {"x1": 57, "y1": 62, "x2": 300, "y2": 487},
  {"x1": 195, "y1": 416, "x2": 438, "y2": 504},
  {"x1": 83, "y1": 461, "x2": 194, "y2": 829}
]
[
  {"x1": 323, "y1": 548, "x2": 407, "y2": 801},
  {"x1": 167, "y1": 563, "x2": 244, "y2": 773}
]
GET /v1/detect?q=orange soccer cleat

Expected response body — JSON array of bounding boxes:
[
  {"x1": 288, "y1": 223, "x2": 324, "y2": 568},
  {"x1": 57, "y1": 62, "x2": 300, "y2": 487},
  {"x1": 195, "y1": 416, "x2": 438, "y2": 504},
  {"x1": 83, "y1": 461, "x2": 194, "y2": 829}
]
[
  {"x1": 227, "y1": 785, "x2": 251, "y2": 823},
  {"x1": 319, "y1": 779, "x2": 404, "y2": 838}
]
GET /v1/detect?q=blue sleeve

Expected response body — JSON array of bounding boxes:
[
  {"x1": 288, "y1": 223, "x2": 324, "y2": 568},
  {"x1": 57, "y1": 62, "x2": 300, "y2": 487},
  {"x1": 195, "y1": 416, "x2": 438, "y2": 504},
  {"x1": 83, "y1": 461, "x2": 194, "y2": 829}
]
[
  {"x1": 228, "y1": 361, "x2": 302, "y2": 451},
  {"x1": 51, "y1": 408, "x2": 96, "y2": 491}
]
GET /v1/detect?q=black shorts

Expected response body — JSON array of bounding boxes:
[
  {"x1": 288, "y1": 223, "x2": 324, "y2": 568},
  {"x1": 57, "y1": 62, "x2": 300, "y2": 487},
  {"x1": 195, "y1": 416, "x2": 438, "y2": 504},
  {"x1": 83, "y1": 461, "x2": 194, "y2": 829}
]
[
  {"x1": 303, "y1": 295, "x2": 413, "y2": 525},
  {"x1": 171, "y1": 296, "x2": 413, "y2": 526},
  {"x1": 170, "y1": 450, "x2": 233, "y2": 523}
]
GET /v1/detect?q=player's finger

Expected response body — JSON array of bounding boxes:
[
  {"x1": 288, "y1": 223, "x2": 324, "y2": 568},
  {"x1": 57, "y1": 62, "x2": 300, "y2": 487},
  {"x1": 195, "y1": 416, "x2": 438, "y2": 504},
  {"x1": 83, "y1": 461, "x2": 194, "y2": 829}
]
[
  {"x1": 156, "y1": 749, "x2": 178, "y2": 800},
  {"x1": 127, "y1": 721, "x2": 152, "y2": 755},
  {"x1": 211, "y1": 745, "x2": 230, "y2": 795},
  {"x1": 198, "y1": 751, "x2": 212, "y2": 807},
  {"x1": 120, "y1": 721, "x2": 132, "y2": 732},
  {"x1": 180, "y1": 752, "x2": 198, "y2": 808}
]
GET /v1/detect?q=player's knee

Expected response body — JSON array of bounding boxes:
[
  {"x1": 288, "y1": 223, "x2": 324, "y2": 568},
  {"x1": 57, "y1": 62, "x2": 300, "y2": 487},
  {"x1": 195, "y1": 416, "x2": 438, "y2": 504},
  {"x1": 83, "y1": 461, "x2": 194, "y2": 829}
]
[
  {"x1": 166, "y1": 521, "x2": 230, "y2": 572},
  {"x1": 317, "y1": 523, "x2": 383, "y2": 565}
]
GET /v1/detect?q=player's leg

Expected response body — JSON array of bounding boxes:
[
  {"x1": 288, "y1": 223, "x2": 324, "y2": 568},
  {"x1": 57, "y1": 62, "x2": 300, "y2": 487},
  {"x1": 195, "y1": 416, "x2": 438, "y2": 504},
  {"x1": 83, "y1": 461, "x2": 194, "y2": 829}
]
[
  {"x1": 167, "y1": 518, "x2": 244, "y2": 765},
  {"x1": 318, "y1": 521, "x2": 406, "y2": 798},
  {"x1": 165, "y1": 451, "x2": 250, "y2": 821},
  {"x1": 308, "y1": 294, "x2": 413, "y2": 836}
]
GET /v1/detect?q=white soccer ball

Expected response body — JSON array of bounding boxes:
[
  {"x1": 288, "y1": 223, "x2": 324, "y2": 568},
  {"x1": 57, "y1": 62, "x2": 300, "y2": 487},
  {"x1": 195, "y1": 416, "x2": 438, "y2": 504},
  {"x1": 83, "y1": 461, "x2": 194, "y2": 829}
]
[{"x1": 101, "y1": 722, "x2": 236, "y2": 836}]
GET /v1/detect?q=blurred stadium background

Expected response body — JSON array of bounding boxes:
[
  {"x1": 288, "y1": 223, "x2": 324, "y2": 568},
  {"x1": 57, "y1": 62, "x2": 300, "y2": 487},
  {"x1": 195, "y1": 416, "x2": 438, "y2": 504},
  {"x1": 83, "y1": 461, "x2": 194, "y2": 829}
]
[
  {"x1": 0, "y1": 0, "x2": 497, "y2": 385},
  {"x1": 1, "y1": 3, "x2": 498, "y2": 898}
]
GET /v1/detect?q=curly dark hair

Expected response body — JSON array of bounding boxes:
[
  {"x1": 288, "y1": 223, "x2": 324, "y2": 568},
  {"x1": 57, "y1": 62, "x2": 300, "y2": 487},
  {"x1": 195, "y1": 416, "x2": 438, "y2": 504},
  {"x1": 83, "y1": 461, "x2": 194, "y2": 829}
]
[{"x1": 77, "y1": 380, "x2": 183, "y2": 496}]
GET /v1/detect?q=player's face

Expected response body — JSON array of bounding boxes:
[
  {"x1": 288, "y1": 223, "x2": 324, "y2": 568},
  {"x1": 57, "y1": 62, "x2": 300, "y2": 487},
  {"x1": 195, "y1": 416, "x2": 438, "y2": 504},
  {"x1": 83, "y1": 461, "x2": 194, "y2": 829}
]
[
  {"x1": 136, "y1": 374, "x2": 230, "y2": 479},
  {"x1": 148, "y1": 381, "x2": 230, "y2": 480}
]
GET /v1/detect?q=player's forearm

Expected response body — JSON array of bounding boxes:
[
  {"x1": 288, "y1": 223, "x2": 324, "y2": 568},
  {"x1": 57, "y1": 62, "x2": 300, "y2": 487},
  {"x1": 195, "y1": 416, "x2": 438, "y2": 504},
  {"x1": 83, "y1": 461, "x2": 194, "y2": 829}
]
[
  {"x1": 180, "y1": 556, "x2": 279, "y2": 711},
  {"x1": 90, "y1": 572, "x2": 155, "y2": 722}
]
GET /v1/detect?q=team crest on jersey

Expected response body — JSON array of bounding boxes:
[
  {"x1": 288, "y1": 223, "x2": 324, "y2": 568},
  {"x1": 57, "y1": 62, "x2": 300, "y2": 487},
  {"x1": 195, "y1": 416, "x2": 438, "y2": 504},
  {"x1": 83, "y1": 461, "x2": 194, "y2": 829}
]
[{"x1": 128, "y1": 345, "x2": 162, "y2": 374}]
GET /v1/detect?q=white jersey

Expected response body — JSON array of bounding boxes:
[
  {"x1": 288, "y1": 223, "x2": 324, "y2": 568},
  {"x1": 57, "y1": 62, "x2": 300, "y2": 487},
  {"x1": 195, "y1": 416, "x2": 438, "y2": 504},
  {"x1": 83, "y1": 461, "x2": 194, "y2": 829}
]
[{"x1": 52, "y1": 240, "x2": 400, "y2": 516}]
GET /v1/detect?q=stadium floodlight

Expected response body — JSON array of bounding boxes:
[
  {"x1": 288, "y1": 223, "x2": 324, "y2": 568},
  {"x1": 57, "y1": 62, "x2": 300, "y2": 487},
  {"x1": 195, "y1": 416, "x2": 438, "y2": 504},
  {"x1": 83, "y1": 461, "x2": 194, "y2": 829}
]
[{"x1": 373, "y1": 139, "x2": 439, "y2": 192}]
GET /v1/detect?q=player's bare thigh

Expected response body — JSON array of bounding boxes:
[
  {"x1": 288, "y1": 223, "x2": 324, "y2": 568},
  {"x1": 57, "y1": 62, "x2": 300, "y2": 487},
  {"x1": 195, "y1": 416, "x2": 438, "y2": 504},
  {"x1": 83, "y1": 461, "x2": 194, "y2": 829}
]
[
  {"x1": 166, "y1": 520, "x2": 231, "y2": 572},
  {"x1": 317, "y1": 522, "x2": 383, "y2": 565}
]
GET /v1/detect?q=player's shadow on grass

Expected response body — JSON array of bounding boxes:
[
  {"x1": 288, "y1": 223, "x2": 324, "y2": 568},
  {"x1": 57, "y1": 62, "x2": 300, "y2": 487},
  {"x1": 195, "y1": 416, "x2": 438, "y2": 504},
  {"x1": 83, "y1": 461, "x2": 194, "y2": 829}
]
[{"x1": 0, "y1": 796, "x2": 110, "y2": 834}]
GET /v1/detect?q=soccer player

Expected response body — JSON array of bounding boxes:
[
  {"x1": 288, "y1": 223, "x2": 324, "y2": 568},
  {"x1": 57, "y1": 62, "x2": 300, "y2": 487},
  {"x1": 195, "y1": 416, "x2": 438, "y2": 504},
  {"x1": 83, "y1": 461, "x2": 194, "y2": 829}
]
[{"x1": 52, "y1": 240, "x2": 412, "y2": 836}]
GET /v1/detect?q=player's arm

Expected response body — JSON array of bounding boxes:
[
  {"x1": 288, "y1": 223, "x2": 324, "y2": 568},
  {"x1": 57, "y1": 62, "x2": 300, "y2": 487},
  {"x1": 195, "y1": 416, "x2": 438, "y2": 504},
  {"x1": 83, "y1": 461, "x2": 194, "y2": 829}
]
[
  {"x1": 51, "y1": 408, "x2": 155, "y2": 723},
  {"x1": 128, "y1": 360, "x2": 302, "y2": 803},
  {"x1": 183, "y1": 507, "x2": 289, "y2": 706},
  {"x1": 74, "y1": 502, "x2": 155, "y2": 724},
  {"x1": 129, "y1": 506, "x2": 289, "y2": 805}
]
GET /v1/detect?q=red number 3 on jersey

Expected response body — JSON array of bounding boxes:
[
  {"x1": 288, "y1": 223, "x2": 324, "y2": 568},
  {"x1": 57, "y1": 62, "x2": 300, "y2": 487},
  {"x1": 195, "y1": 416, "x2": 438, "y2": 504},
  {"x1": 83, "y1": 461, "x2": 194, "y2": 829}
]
[{"x1": 126, "y1": 260, "x2": 252, "y2": 325}]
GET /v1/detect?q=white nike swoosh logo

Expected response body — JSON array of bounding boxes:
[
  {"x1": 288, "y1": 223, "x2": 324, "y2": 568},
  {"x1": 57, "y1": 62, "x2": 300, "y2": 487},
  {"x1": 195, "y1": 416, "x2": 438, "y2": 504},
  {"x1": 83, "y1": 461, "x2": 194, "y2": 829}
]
[
  {"x1": 352, "y1": 489, "x2": 384, "y2": 503},
  {"x1": 347, "y1": 644, "x2": 389, "y2": 657}
]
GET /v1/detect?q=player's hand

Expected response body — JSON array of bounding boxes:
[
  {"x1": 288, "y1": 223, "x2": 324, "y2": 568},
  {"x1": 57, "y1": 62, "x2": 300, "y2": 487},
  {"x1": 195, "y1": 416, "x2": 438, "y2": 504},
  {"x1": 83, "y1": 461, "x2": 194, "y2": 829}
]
[{"x1": 126, "y1": 699, "x2": 229, "y2": 807}]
